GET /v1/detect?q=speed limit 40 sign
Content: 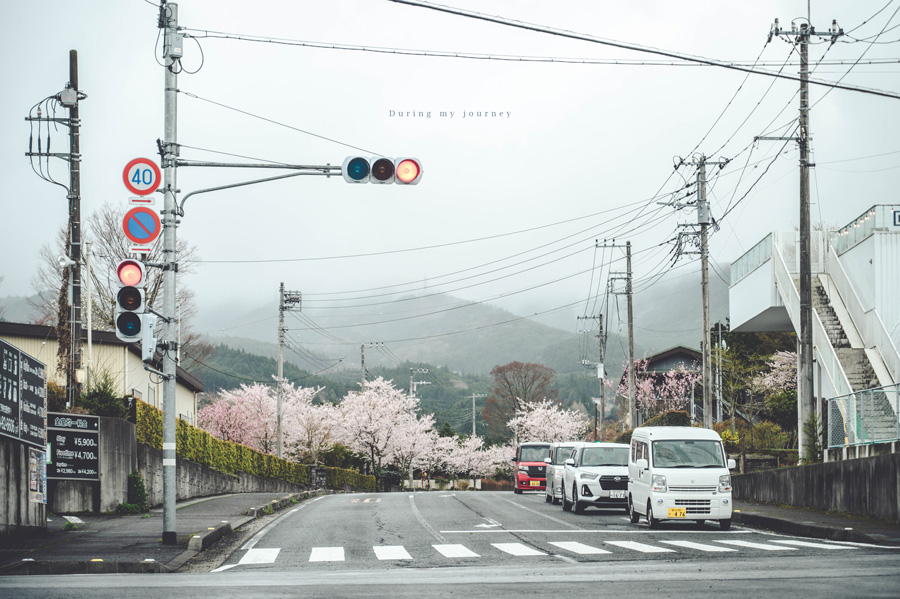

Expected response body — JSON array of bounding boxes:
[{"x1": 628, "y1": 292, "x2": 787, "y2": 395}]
[{"x1": 123, "y1": 158, "x2": 161, "y2": 196}]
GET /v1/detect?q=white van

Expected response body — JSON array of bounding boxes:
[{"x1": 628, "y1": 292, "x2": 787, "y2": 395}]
[{"x1": 627, "y1": 426, "x2": 736, "y2": 530}]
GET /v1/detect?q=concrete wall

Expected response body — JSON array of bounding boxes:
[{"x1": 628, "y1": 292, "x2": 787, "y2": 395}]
[
  {"x1": 733, "y1": 452, "x2": 900, "y2": 523},
  {"x1": 0, "y1": 436, "x2": 46, "y2": 536}
]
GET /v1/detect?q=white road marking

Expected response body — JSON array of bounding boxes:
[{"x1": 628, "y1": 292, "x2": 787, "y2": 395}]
[
  {"x1": 211, "y1": 564, "x2": 238, "y2": 572},
  {"x1": 605, "y1": 540, "x2": 675, "y2": 553},
  {"x1": 716, "y1": 540, "x2": 799, "y2": 551},
  {"x1": 660, "y1": 540, "x2": 737, "y2": 552},
  {"x1": 433, "y1": 544, "x2": 480, "y2": 558},
  {"x1": 374, "y1": 545, "x2": 413, "y2": 560},
  {"x1": 309, "y1": 547, "x2": 345, "y2": 562},
  {"x1": 549, "y1": 541, "x2": 611, "y2": 555},
  {"x1": 770, "y1": 540, "x2": 858, "y2": 550},
  {"x1": 492, "y1": 543, "x2": 546, "y2": 556},
  {"x1": 238, "y1": 548, "x2": 281, "y2": 564}
]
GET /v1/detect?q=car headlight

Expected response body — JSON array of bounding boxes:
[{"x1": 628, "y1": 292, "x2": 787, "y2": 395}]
[
  {"x1": 580, "y1": 472, "x2": 599, "y2": 480},
  {"x1": 651, "y1": 474, "x2": 667, "y2": 493},
  {"x1": 518, "y1": 465, "x2": 528, "y2": 472},
  {"x1": 719, "y1": 474, "x2": 732, "y2": 493}
]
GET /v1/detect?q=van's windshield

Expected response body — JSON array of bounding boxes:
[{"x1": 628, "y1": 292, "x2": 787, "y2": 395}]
[
  {"x1": 519, "y1": 446, "x2": 550, "y2": 462},
  {"x1": 651, "y1": 440, "x2": 725, "y2": 468}
]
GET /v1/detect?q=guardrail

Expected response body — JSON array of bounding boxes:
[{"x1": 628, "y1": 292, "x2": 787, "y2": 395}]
[{"x1": 828, "y1": 383, "x2": 900, "y2": 449}]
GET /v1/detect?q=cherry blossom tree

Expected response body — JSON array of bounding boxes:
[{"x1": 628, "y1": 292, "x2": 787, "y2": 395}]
[
  {"x1": 336, "y1": 377, "x2": 421, "y2": 486},
  {"x1": 446, "y1": 436, "x2": 496, "y2": 482},
  {"x1": 619, "y1": 359, "x2": 700, "y2": 420},
  {"x1": 389, "y1": 412, "x2": 438, "y2": 488},
  {"x1": 507, "y1": 398, "x2": 589, "y2": 443}
]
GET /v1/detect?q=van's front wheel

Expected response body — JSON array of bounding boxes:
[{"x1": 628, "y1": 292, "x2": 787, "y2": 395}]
[
  {"x1": 628, "y1": 495, "x2": 640, "y2": 524},
  {"x1": 645, "y1": 500, "x2": 660, "y2": 529},
  {"x1": 719, "y1": 518, "x2": 732, "y2": 531}
]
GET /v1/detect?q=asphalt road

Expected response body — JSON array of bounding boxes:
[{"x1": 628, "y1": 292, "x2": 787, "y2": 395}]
[{"x1": 3, "y1": 491, "x2": 899, "y2": 598}]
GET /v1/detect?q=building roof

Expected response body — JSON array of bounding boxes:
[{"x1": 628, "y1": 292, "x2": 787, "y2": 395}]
[{"x1": 0, "y1": 321, "x2": 204, "y2": 393}]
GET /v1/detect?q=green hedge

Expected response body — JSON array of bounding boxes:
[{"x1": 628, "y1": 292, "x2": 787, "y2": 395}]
[{"x1": 136, "y1": 401, "x2": 373, "y2": 490}]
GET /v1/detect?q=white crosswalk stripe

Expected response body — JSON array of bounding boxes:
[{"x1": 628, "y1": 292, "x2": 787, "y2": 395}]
[
  {"x1": 374, "y1": 545, "x2": 413, "y2": 560},
  {"x1": 548, "y1": 541, "x2": 611, "y2": 555},
  {"x1": 715, "y1": 540, "x2": 798, "y2": 551},
  {"x1": 238, "y1": 548, "x2": 280, "y2": 565},
  {"x1": 769, "y1": 540, "x2": 857, "y2": 550},
  {"x1": 309, "y1": 547, "x2": 345, "y2": 562},
  {"x1": 492, "y1": 543, "x2": 546, "y2": 556},
  {"x1": 604, "y1": 540, "x2": 675, "y2": 553},
  {"x1": 660, "y1": 540, "x2": 737, "y2": 552},
  {"x1": 433, "y1": 544, "x2": 480, "y2": 558}
]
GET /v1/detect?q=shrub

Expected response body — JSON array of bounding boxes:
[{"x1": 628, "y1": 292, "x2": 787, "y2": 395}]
[
  {"x1": 751, "y1": 421, "x2": 792, "y2": 451},
  {"x1": 79, "y1": 371, "x2": 128, "y2": 418},
  {"x1": 116, "y1": 503, "x2": 143, "y2": 515},
  {"x1": 127, "y1": 471, "x2": 149, "y2": 512}
]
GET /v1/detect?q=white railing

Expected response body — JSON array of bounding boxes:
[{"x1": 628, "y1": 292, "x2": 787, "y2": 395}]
[
  {"x1": 827, "y1": 246, "x2": 900, "y2": 385},
  {"x1": 772, "y1": 243, "x2": 853, "y2": 398},
  {"x1": 730, "y1": 233, "x2": 773, "y2": 285}
]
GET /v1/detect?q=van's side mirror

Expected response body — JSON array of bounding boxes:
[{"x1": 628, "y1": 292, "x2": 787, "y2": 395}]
[
  {"x1": 727, "y1": 458, "x2": 737, "y2": 470},
  {"x1": 544, "y1": 458, "x2": 551, "y2": 464},
  {"x1": 636, "y1": 458, "x2": 648, "y2": 471},
  {"x1": 565, "y1": 458, "x2": 575, "y2": 466},
  {"x1": 510, "y1": 456, "x2": 517, "y2": 462}
]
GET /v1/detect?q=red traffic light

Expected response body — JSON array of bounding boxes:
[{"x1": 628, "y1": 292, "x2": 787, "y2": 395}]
[
  {"x1": 117, "y1": 260, "x2": 144, "y2": 287},
  {"x1": 395, "y1": 158, "x2": 422, "y2": 185}
]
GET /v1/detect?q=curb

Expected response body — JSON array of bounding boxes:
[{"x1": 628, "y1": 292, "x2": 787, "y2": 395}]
[
  {"x1": 732, "y1": 511, "x2": 895, "y2": 546},
  {"x1": 1, "y1": 559, "x2": 170, "y2": 576}
]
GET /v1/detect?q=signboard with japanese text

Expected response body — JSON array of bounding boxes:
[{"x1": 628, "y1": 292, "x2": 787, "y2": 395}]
[
  {"x1": 0, "y1": 338, "x2": 47, "y2": 448},
  {"x1": 46, "y1": 413, "x2": 100, "y2": 481}
]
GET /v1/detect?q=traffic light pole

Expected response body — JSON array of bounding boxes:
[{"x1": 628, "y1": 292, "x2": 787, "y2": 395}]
[{"x1": 161, "y1": 2, "x2": 179, "y2": 546}]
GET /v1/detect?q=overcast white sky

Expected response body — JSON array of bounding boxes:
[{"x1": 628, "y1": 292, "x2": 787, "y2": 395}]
[{"x1": 3, "y1": 1, "x2": 899, "y2": 344}]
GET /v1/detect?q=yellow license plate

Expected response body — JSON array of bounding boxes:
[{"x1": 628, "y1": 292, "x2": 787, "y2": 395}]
[
  {"x1": 668, "y1": 508, "x2": 687, "y2": 518},
  {"x1": 529, "y1": 481, "x2": 541, "y2": 487}
]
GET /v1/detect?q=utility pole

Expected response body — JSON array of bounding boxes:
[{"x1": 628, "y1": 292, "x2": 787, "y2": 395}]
[
  {"x1": 85, "y1": 241, "x2": 92, "y2": 389},
  {"x1": 470, "y1": 393, "x2": 487, "y2": 437},
  {"x1": 360, "y1": 344, "x2": 366, "y2": 387},
  {"x1": 160, "y1": 2, "x2": 180, "y2": 546},
  {"x1": 766, "y1": 17, "x2": 843, "y2": 456},
  {"x1": 409, "y1": 368, "x2": 429, "y2": 396},
  {"x1": 626, "y1": 241, "x2": 635, "y2": 430},
  {"x1": 276, "y1": 283, "x2": 301, "y2": 458},
  {"x1": 578, "y1": 313, "x2": 603, "y2": 440},
  {"x1": 25, "y1": 51, "x2": 86, "y2": 408}
]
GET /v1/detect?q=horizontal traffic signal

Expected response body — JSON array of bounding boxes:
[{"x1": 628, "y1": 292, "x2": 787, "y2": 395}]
[{"x1": 342, "y1": 157, "x2": 422, "y2": 185}]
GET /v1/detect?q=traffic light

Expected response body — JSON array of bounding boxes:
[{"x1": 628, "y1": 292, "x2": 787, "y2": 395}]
[
  {"x1": 341, "y1": 157, "x2": 423, "y2": 185},
  {"x1": 114, "y1": 259, "x2": 145, "y2": 342}
]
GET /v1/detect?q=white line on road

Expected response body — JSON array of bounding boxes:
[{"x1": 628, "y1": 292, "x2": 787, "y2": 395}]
[
  {"x1": 770, "y1": 540, "x2": 858, "y2": 550},
  {"x1": 433, "y1": 544, "x2": 480, "y2": 558},
  {"x1": 715, "y1": 540, "x2": 798, "y2": 551},
  {"x1": 605, "y1": 540, "x2": 675, "y2": 553},
  {"x1": 238, "y1": 548, "x2": 280, "y2": 564},
  {"x1": 309, "y1": 547, "x2": 345, "y2": 562},
  {"x1": 659, "y1": 540, "x2": 737, "y2": 552},
  {"x1": 373, "y1": 545, "x2": 413, "y2": 560},
  {"x1": 549, "y1": 541, "x2": 612, "y2": 555},
  {"x1": 492, "y1": 543, "x2": 547, "y2": 556}
]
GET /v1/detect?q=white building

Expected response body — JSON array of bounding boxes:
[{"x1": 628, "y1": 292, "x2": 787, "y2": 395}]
[
  {"x1": 729, "y1": 205, "x2": 899, "y2": 459},
  {"x1": 0, "y1": 321, "x2": 202, "y2": 423}
]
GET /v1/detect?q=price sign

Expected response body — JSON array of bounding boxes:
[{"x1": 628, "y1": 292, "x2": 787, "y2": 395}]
[
  {"x1": 47, "y1": 413, "x2": 100, "y2": 481},
  {"x1": 0, "y1": 339, "x2": 47, "y2": 448}
]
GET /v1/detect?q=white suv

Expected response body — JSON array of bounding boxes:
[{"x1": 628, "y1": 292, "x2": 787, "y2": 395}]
[
  {"x1": 544, "y1": 442, "x2": 584, "y2": 505},
  {"x1": 561, "y1": 443, "x2": 630, "y2": 514}
]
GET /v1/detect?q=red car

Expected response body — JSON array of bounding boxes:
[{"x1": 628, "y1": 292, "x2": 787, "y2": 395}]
[{"x1": 512, "y1": 442, "x2": 551, "y2": 493}]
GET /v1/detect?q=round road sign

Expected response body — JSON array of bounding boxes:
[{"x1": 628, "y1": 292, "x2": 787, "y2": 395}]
[
  {"x1": 123, "y1": 158, "x2": 161, "y2": 196},
  {"x1": 122, "y1": 207, "x2": 162, "y2": 245}
]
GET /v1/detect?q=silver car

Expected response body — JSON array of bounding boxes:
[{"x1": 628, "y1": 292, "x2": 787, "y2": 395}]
[
  {"x1": 561, "y1": 443, "x2": 630, "y2": 514},
  {"x1": 544, "y1": 442, "x2": 584, "y2": 505}
]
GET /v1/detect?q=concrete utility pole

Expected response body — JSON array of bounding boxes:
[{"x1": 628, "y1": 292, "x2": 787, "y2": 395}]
[
  {"x1": 767, "y1": 17, "x2": 843, "y2": 457},
  {"x1": 626, "y1": 241, "x2": 635, "y2": 430},
  {"x1": 578, "y1": 313, "x2": 603, "y2": 440},
  {"x1": 276, "y1": 283, "x2": 302, "y2": 458},
  {"x1": 160, "y1": 2, "x2": 179, "y2": 546},
  {"x1": 360, "y1": 344, "x2": 366, "y2": 387}
]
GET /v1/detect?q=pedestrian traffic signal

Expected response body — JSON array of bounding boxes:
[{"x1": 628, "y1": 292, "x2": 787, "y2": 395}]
[
  {"x1": 341, "y1": 157, "x2": 423, "y2": 185},
  {"x1": 114, "y1": 259, "x2": 145, "y2": 342}
]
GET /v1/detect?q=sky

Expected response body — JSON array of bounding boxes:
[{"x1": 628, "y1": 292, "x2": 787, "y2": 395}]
[{"x1": 3, "y1": 0, "x2": 899, "y2": 355}]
